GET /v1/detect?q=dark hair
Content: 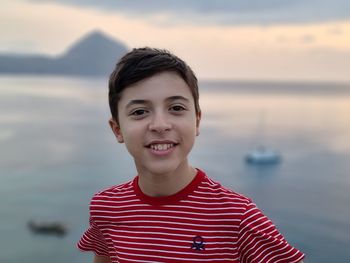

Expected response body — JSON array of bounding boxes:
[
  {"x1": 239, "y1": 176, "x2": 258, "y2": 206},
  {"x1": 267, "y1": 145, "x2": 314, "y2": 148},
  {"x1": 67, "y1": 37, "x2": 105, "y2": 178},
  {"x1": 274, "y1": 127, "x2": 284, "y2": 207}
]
[{"x1": 108, "y1": 47, "x2": 200, "y2": 121}]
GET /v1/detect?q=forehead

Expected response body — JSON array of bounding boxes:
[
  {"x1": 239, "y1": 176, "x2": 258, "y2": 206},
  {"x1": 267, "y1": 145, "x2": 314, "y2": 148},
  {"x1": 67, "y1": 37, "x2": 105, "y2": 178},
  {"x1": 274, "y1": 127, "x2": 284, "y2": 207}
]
[{"x1": 118, "y1": 72, "x2": 193, "y2": 105}]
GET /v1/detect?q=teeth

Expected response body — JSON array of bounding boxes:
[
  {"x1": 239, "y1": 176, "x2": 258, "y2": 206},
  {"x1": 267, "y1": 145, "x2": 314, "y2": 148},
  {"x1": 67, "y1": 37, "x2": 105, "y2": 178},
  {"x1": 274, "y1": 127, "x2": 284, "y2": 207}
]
[{"x1": 150, "y1": 143, "x2": 174, "y2": 151}]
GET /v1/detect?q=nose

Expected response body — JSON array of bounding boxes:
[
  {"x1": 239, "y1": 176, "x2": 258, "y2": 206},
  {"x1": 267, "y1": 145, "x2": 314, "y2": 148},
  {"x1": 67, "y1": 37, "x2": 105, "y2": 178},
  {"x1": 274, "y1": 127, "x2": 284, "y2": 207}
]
[{"x1": 148, "y1": 112, "x2": 172, "y2": 133}]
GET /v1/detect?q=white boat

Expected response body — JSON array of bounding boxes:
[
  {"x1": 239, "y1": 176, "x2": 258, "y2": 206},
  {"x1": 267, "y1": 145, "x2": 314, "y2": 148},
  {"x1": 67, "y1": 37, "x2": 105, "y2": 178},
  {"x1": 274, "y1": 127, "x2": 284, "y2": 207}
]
[{"x1": 245, "y1": 146, "x2": 281, "y2": 165}]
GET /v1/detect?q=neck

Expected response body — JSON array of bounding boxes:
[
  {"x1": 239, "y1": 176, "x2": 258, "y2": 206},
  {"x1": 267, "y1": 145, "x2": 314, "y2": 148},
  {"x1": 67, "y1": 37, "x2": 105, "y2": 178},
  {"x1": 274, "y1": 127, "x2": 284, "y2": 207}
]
[{"x1": 137, "y1": 165, "x2": 197, "y2": 197}]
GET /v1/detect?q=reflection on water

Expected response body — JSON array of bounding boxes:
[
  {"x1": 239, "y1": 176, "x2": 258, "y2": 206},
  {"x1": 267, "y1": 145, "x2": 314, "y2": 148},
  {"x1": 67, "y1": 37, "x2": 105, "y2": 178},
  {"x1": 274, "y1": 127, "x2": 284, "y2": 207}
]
[
  {"x1": 1, "y1": 76, "x2": 350, "y2": 263},
  {"x1": 200, "y1": 91, "x2": 350, "y2": 153}
]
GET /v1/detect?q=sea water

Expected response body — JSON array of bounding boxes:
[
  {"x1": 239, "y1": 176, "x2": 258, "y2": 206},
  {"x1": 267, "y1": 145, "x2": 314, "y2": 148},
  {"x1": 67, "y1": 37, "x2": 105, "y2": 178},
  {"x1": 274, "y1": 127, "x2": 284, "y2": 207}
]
[{"x1": 0, "y1": 75, "x2": 350, "y2": 262}]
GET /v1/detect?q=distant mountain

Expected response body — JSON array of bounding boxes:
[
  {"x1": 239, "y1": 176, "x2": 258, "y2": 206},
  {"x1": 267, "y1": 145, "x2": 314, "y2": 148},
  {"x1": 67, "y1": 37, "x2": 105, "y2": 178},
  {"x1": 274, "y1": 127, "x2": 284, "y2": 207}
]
[{"x1": 0, "y1": 30, "x2": 128, "y2": 76}]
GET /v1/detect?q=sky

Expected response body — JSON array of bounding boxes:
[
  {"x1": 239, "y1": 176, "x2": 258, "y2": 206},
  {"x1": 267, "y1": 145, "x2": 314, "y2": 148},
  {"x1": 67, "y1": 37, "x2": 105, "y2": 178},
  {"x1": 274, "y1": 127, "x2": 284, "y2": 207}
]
[{"x1": 1, "y1": 0, "x2": 350, "y2": 82}]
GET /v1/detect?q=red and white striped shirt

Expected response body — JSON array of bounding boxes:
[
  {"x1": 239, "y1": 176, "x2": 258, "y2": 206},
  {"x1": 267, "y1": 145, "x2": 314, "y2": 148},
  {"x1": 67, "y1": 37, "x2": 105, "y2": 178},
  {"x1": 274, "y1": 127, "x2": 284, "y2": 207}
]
[{"x1": 77, "y1": 169, "x2": 304, "y2": 262}]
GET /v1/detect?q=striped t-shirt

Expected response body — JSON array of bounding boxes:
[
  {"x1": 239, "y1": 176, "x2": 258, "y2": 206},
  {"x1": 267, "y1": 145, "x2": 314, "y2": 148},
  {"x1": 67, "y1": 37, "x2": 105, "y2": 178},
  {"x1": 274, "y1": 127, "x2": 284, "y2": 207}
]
[{"x1": 77, "y1": 169, "x2": 304, "y2": 263}]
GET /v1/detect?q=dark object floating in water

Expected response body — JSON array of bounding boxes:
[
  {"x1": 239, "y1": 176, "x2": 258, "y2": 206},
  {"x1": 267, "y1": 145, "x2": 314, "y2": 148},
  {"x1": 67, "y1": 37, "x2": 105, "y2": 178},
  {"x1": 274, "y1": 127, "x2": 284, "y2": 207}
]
[
  {"x1": 27, "y1": 220, "x2": 67, "y2": 237},
  {"x1": 245, "y1": 146, "x2": 282, "y2": 165}
]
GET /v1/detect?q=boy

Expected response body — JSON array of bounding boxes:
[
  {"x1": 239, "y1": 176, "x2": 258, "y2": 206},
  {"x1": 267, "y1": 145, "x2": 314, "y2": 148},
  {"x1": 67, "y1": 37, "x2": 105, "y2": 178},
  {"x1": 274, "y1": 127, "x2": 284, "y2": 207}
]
[{"x1": 77, "y1": 48, "x2": 305, "y2": 263}]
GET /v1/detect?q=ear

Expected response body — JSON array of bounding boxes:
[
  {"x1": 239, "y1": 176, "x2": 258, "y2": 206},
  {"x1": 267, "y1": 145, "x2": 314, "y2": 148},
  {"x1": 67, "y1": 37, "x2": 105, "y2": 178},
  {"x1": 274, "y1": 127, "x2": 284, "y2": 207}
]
[
  {"x1": 109, "y1": 118, "x2": 124, "y2": 143},
  {"x1": 195, "y1": 111, "x2": 201, "y2": 136}
]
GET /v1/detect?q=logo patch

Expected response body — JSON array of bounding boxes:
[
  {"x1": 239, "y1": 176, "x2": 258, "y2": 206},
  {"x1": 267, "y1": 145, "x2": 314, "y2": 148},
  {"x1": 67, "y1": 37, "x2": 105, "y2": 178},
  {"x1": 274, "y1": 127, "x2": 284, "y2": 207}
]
[{"x1": 191, "y1": 235, "x2": 205, "y2": 251}]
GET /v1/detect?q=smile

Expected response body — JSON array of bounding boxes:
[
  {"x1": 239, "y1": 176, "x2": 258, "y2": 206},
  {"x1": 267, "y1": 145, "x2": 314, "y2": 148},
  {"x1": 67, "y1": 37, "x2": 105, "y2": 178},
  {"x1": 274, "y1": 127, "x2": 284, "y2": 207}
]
[{"x1": 150, "y1": 143, "x2": 175, "y2": 151}]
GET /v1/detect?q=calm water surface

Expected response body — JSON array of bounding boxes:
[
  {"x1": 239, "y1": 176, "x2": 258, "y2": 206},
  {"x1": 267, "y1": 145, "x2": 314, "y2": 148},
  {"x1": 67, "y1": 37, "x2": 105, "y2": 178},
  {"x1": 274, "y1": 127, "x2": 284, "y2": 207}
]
[{"x1": 1, "y1": 76, "x2": 350, "y2": 262}]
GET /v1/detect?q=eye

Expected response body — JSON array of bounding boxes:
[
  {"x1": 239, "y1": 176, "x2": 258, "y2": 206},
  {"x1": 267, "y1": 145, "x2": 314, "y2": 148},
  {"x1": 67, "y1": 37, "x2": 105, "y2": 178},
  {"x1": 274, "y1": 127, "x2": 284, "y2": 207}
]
[
  {"x1": 130, "y1": 109, "x2": 148, "y2": 118},
  {"x1": 170, "y1": 105, "x2": 186, "y2": 112}
]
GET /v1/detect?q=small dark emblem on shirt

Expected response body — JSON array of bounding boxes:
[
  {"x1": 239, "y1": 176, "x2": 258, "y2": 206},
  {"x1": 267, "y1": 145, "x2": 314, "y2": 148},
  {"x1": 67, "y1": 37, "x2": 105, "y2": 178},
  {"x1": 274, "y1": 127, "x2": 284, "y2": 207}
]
[{"x1": 191, "y1": 235, "x2": 205, "y2": 251}]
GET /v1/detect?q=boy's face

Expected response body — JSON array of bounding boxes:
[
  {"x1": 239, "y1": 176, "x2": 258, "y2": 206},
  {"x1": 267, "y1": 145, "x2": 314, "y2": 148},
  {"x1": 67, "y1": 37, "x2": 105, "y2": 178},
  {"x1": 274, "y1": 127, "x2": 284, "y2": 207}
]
[{"x1": 109, "y1": 71, "x2": 201, "y2": 176}]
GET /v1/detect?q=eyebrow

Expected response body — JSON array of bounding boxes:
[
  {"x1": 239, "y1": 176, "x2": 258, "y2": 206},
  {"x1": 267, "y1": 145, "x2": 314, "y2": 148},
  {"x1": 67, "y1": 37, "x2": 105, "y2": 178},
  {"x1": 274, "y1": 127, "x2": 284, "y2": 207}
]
[
  {"x1": 125, "y1": 100, "x2": 148, "y2": 109},
  {"x1": 166, "y1": 96, "x2": 190, "y2": 103},
  {"x1": 125, "y1": 96, "x2": 190, "y2": 109}
]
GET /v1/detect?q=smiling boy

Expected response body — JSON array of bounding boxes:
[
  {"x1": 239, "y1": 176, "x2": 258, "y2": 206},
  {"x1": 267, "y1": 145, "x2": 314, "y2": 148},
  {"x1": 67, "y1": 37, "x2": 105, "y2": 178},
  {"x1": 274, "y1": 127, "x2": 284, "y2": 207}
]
[
  {"x1": 77, "y1": 48, "x2": 305, "y2": 263},
  {"x1": 111, "y1": 71, "x2": 200, "y2": 197}
]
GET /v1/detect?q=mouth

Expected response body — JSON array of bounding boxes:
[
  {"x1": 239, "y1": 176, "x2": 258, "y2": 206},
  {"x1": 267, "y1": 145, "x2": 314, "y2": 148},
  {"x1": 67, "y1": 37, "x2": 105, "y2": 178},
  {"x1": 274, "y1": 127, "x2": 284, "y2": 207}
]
[{"x1": 145, "y1": 141, "x2": 179, "y2": 152}]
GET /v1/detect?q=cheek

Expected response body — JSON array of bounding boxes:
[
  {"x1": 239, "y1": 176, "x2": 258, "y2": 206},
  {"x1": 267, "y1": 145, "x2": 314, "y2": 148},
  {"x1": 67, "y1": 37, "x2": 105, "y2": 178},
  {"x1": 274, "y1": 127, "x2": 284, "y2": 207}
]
[
  {"x1": 123, "y1": 134, "x2": 142, "y2": 159},
  {"x1": 181, "y1": 124, "x2": 198, "y2": 145},
  {"x1": 122, "y1": 126, "x2": 143, "y2": 147}
]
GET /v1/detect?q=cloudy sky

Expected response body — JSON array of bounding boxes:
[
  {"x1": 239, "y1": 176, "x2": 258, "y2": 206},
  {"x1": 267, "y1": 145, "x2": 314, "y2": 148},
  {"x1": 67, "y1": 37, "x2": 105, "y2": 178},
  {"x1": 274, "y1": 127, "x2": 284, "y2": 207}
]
[{"x1": 1, "y1": 0, "x2": 350, "y2": 81}]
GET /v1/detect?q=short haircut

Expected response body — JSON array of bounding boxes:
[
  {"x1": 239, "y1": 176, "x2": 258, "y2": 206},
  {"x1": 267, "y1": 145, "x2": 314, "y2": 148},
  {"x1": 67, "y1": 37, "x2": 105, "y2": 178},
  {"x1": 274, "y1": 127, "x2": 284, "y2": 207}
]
[{"x1": 108, "y1": 47, "x2": 200, "y2": 122}]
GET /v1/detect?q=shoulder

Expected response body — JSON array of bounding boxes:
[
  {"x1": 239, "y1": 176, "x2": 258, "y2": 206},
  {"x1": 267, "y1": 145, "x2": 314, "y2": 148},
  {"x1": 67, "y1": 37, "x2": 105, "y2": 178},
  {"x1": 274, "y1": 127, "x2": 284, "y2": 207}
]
[
  {"x1": 88, "y1": 178, "x2": 138, "y2": 219},
  {"x1": 197, "y1": 170, "x2": 252, "y2": 207},
  {"x1": 90, "y1": 179, "x2": 135, "y2": 204}
]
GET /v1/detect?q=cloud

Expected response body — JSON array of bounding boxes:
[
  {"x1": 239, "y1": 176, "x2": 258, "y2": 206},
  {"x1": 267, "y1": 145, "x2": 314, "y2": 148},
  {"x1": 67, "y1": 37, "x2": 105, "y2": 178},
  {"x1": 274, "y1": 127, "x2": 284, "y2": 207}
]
[
  {"x1": 300, "y1": 34, "x2": 315, "y2": 44},
  {"x1": 28, "y1": 0, "x2": 350, "y2": 25},
  {"x1": 327, "y1": 27, "x2": 343, "y2": 35}
]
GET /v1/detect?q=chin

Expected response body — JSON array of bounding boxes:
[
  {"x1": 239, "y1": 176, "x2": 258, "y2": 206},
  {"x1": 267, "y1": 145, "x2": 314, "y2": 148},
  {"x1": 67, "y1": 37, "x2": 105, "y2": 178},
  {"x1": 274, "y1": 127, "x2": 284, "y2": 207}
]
[
  {"x1": 147, "y1": 165, "x2": 178, "y2": 176},
  {"x1": 141, "y1": 160, "x2": 184, "y2": 176}
]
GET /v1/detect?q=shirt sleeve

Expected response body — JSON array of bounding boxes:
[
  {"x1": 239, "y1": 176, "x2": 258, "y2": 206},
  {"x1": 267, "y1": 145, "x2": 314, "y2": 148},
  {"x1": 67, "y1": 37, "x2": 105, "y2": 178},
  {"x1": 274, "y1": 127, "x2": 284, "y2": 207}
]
[
  {"x1": 238, "y1": 200, "x2": 305, "y2": 263},
  {"x1": 77, "y1": 208, "x2": 110, "y2": 257}
]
